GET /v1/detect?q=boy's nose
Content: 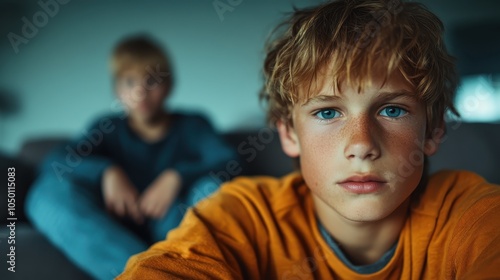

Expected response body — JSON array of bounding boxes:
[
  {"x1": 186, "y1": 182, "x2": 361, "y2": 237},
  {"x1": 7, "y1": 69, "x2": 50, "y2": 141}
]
[{"x1": 343, "y1": 116, "x2": 381, "y2": 161}]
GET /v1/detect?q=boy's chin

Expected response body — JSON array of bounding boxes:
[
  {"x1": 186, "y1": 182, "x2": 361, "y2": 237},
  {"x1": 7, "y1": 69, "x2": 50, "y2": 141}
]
[
  {"x1": 130, "y1": 110, "x2": 163, "y2": 123},
  {"x1": 333, "y1": 199, "x2": 406, "y2": 224}
]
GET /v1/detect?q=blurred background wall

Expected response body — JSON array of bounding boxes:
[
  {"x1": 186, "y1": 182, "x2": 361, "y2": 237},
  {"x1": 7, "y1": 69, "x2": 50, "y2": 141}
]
[{"x1": 1, "y1": 0, "x2": 499, "y2": 155}]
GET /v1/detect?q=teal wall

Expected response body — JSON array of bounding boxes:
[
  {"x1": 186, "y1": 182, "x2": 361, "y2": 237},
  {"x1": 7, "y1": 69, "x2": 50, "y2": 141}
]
[{"x1": 0, "y1": 0, "x2": 321, "y2": 154}]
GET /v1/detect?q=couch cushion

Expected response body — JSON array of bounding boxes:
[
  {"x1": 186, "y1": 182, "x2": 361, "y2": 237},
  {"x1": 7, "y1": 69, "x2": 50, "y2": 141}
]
[
  {"x1": 429, "y1": 122, "x2": 500, "y2": 184},
  {"x1": 223, "y1": 129, "x2": 295, "y2": 178},
  {"x1": 0, "y1": 223, "x2": 92, "y2": 280},
  {"x1": 18, "y1": 137, "x2": 69, "y2": 168}
]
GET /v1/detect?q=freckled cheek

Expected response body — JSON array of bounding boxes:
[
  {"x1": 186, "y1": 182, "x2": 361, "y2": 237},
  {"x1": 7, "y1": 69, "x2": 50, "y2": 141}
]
[
  {"x1": 384, "y1": 128, "x2": 427, "y2": 182},
  {"x1": 298, "y1": 129, "x2": 342, "y2": 186},
  {"x1": 384, "y1": 121, "x2": 426, "y2": 155}
]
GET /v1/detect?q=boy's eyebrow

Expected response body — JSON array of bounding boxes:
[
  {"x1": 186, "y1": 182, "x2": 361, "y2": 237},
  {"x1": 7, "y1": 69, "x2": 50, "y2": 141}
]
[
  {"x1": 301, "y1": 90, "x2": 417, "y2": 107},
  {"x1": 376, "y1": 90, "x2": 418, "y2": 103},
  {"x1": 302, "y1": 95, "x2": 342, "y2": 107}
]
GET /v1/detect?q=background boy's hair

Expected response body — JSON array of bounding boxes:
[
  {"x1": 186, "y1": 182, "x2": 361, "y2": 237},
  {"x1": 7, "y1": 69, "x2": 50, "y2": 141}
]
[
  {"x1": 110, "y1": 34, "x2": 173, "y2": 86},
  {"x1": 261, "y1": 0, "x2": 459, "y2": 136}
]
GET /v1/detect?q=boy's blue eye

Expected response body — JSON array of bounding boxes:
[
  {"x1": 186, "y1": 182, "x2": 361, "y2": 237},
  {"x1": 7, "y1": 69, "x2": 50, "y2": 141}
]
[
  {"x1": 380, "y1": 106, "x2": 407, "y2": 118},
  {"x1": 316, "y1": 109, "x2": 340, "y2": 120}
]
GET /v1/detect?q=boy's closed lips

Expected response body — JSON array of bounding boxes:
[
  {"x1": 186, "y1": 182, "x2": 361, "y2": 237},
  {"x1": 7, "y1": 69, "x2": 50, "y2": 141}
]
[{"x1": 337, "y1": 174, "x2": 387, "y2": 194}]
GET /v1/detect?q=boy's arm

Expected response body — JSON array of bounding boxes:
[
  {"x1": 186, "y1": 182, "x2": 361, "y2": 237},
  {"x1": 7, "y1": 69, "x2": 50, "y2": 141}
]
[
  {"x1": 118, "y1": 183, "x2": 263, "y2": 279},
  {"x1": 173, "y1": 115, "x2": 237, "y2": 186},
  {"x1": 450, "y1": 192, "x2": 500, "y2": 279},
  {"x1": 41, "y1": 116, "x2": 115, "y2": 187}
]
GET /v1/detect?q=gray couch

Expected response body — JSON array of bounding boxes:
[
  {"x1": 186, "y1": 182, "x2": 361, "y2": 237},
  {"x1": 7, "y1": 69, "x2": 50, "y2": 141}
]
[{"x1": 1, "y1": 124, "x2": 499, "y2": 280}]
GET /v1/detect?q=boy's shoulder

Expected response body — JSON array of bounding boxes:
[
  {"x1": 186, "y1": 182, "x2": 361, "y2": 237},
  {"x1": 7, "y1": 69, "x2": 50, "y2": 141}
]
[
  {"x1": 412, "y1": 170, "x2": 500, "y2": 276},
  {"x1": 217, "y1": 172, "x2": 306, "y2": 207},
  {"x1": 195, "y1": 172, "x2": 308, "y2": 225},
  {"x1": 413, "y1": 170, "x2": 500, "y2": 221}
]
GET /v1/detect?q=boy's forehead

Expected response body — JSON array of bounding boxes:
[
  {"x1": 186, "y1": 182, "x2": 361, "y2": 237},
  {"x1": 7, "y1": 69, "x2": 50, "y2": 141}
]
[
  {"x1": 301, "y1": 89, "x2": 416, "y2": 109},
  {"x1": 117, "y1": 65, "x2": 152, "y2": 79},
  {"x1": 296, "y1": 66, "x2": 416, "y2": 106}
]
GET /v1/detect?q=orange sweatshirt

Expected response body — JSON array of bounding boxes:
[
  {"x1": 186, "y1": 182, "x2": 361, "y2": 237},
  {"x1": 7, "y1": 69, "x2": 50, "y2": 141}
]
[{"x1": 118, "y1": 170, "x2": 500, "y2": 279}]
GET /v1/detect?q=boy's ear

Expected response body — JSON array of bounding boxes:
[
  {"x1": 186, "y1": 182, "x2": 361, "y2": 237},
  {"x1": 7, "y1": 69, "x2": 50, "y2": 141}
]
[
  {"x1": 423, "y1": 120, "x2": 445, "y2": 156},
  {"x1": 277, "y1": 120, "x2": 300, "y2": 157}
]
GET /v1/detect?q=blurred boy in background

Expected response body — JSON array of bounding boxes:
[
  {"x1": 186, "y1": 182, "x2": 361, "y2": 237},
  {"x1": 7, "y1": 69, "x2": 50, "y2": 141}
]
[{"x1": 25, "y1": 35, "x2": 236, "y2": 279}]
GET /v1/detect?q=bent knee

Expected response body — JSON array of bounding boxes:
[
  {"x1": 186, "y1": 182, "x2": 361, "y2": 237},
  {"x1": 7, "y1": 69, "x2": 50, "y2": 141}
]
[{"x1": 26, "y1": 176, "x2": 101, "y2": 223}]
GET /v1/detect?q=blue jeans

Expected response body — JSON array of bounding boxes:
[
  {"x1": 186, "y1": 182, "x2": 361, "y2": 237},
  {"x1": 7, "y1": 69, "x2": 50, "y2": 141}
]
[{"x1": 25, "y1": 174, "x2": 220, "y2": 280}]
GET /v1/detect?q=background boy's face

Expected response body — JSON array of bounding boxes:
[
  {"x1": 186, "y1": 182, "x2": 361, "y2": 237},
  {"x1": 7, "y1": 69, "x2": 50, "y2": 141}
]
[
  {"x1": 116, "y1": 68, "x2": 169, "y2": 122},
  {"x1": 278, "y1": 70, "x2": 440, "y2": 222}
]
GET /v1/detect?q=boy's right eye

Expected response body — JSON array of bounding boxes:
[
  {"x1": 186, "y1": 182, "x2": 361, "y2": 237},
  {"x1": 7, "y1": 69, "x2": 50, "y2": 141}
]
[{"x1": 315, "y1": 109, "x2": 341, "y2": 120}]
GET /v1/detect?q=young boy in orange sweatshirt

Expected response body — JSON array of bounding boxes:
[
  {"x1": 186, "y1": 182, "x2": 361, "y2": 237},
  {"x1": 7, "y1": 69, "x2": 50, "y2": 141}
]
[{"x1": 118, "y1": 1, "x2": 500, "y2": 279}]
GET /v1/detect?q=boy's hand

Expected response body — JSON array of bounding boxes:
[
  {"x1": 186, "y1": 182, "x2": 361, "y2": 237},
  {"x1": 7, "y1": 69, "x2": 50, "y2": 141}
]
[
  {"x1": 139, "y1": 169, "x2": 182, "y2": 219},
  {"x1": 102, "y1": 165, "x2": 144, "y2": 224}
]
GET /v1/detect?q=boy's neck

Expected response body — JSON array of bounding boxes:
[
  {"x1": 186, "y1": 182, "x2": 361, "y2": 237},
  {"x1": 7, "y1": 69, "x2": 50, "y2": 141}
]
[
  {"x1": 128, "y1": 111, "x2": 170, "y2": 142},
  {"x1": 313, "y1": 195, "x2": 409, "y2": 265}
]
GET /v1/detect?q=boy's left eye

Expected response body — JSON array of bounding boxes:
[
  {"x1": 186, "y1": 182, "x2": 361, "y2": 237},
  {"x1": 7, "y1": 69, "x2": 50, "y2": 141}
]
[
  {"x1": 315, "y1": 109, "x2": 341, "y2": 120},
  {"x1": 379, "y1": 106, "x2": 407, "y2": 118}
]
